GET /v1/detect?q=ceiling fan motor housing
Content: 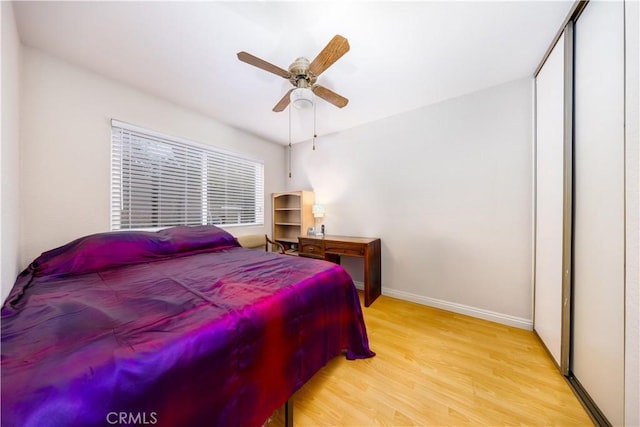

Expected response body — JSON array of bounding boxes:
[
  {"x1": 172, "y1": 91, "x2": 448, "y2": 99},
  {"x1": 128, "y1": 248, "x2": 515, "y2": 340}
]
[{"x1": 289, "y1": 57, "x2": 317, "y2": 88}]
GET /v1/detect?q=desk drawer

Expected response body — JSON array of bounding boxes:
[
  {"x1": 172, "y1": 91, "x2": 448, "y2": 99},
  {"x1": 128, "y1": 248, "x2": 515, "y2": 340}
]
[
  {"x1": 298, "y1": 239, "x2": 324, "y2": 259},
  {"x1": 324, "y1": 240, "x2": 365, "y2": 257}
]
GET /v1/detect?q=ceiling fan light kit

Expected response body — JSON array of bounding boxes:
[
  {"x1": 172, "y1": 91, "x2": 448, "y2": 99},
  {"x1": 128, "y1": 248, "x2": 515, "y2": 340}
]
[{"x1": 290, "y1": 87, "x2": 314, "y2": 109}]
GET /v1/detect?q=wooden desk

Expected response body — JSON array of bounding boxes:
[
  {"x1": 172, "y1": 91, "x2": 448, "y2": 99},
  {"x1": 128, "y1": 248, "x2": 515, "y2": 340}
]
[{"x1": 298, "y1": 235, "x2": 381, "y2": 307}]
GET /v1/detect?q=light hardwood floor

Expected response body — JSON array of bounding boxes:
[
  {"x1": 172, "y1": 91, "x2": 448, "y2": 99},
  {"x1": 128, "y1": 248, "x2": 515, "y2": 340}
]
[{"x1": 279, "y1": 294, "x2": 593, "y2": 426}]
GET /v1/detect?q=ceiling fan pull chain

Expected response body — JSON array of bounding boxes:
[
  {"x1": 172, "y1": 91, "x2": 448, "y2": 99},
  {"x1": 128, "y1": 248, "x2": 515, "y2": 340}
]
[
  {"x1": 288, "y1": 142, "x2": 292, "y2": 178},
  {"x1": 288, "y1": 105, "x2": 292, "y2": 178},
  {"x1": 313, "y1": 101, "x2": 317, "y2": 151}
]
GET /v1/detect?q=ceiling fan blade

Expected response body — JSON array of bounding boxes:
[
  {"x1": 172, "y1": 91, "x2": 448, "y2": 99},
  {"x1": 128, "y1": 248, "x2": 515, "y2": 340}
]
[
  {"x1": 237, "y1": 51, "x2": 291, "y2": 79},
  {"x1": 312, "y1": 85, "x2": 349, "y2": 108},
  {"x1": 309, "y1": 35, "x2": 350, "y2": 77},
  {"x1": 273, "y1": 89, "x2": 294, "y2": 112}
]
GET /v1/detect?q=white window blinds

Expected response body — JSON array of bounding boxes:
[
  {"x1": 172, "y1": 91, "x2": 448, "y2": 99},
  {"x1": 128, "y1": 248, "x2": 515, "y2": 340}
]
[{"x1": 111, "y1": 120, "x2": 264, "y2": 230}]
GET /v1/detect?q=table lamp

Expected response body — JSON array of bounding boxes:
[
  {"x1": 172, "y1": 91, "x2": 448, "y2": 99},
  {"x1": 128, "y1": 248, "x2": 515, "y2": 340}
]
[{"x1": 312, "y1": 204, "x2": 325, "y2": 236}]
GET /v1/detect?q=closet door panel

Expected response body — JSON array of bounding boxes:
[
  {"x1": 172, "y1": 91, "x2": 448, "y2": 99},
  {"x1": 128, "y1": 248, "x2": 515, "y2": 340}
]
[
  {"x1": 573, "y1": 1, "x2": 625, "y2": 425},
  {"x1": 533, "y1": 33, "x2": 565, "y2": 366}
]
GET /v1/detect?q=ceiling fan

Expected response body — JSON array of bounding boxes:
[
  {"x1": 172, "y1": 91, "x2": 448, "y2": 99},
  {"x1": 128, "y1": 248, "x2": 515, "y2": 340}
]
[{"x1": 237, "y1": 35, "x2": 350, "y2": 112}]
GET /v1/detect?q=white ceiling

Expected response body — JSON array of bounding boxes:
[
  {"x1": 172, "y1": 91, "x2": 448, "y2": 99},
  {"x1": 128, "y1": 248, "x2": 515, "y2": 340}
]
[{"x1": 12, "y1": 1, "x2": 573, "y2": 145}]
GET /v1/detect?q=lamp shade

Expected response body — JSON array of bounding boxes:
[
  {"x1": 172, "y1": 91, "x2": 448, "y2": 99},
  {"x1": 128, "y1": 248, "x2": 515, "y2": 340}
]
[
  {"x1": 290, "y1": 88, "x2": 314, "y2": 109},
  {"x1": 312, "y1": 204, "x2": 325, "y2": 218}
]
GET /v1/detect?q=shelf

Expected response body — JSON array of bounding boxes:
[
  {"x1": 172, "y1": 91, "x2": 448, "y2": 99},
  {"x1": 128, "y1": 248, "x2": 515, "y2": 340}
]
[
  {"x1": 276, "y1": 237, "x2": 299, "y2": 244},
  {"x1": 272, "y1": 190, "x2": 314, "y2": 253}
]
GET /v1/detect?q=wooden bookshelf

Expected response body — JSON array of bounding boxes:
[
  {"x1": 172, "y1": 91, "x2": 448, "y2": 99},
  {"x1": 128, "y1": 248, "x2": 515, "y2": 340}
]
[{"x1": 272, "y1": 190, "x2": 314, "y2": 253}]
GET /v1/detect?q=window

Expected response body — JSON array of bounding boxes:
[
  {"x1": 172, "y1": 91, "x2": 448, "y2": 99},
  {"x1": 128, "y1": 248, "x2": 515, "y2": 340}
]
[{"x1": 111, "y1": 120, "x2": 264, "y2": 230}]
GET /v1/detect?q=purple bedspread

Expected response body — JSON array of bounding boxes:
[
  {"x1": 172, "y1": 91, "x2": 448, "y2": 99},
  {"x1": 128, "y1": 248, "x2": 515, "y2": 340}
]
[{"x1": 1, "y1": 226, "x2": 374, "y2": 426}]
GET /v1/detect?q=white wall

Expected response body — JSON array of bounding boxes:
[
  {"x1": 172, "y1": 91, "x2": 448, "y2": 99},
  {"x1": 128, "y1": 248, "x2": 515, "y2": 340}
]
[
  {"x1": 1, "y1": 2, "x2": 22, "y2": 302},
  {"x1": 287, "y1": 78, "x2": 533, "y2": 328},
  {"x1": 18, "y1": 47, "x2": 285, "y2": 270}
]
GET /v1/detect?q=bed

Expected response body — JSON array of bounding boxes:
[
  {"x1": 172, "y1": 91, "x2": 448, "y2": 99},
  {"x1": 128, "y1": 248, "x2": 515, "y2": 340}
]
[{"x1": 1, "y1": 225, "x2": 374, "y2": 426}]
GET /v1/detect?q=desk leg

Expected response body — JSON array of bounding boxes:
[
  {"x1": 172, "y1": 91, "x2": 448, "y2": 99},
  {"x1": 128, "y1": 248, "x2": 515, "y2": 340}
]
[
  {"x1": 364, "y1": 240, "x2": 382, "y2": 307},
  {"x1": 284, "y1": 399, "x2": 293, "y2": 427}
]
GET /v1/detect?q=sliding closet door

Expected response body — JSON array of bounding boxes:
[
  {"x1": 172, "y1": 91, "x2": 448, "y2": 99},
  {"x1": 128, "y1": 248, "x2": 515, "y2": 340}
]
[
  {"x1": 573, "y1": 1, "x2": 625, "y2": 425},
  {"x1": 533, "y1": 33, "x2": 566, "y2": 367}
]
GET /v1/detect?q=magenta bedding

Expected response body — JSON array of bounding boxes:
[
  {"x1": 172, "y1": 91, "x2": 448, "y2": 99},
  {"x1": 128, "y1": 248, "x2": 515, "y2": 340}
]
[{"x1": 1, "y1": 226, "x2": 374, "y2": 426}]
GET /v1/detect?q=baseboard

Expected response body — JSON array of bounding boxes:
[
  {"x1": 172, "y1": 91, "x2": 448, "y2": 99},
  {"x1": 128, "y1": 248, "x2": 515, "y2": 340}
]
[{"x1": 353, "y1": 281, "x2": 532, "y2": 330}]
